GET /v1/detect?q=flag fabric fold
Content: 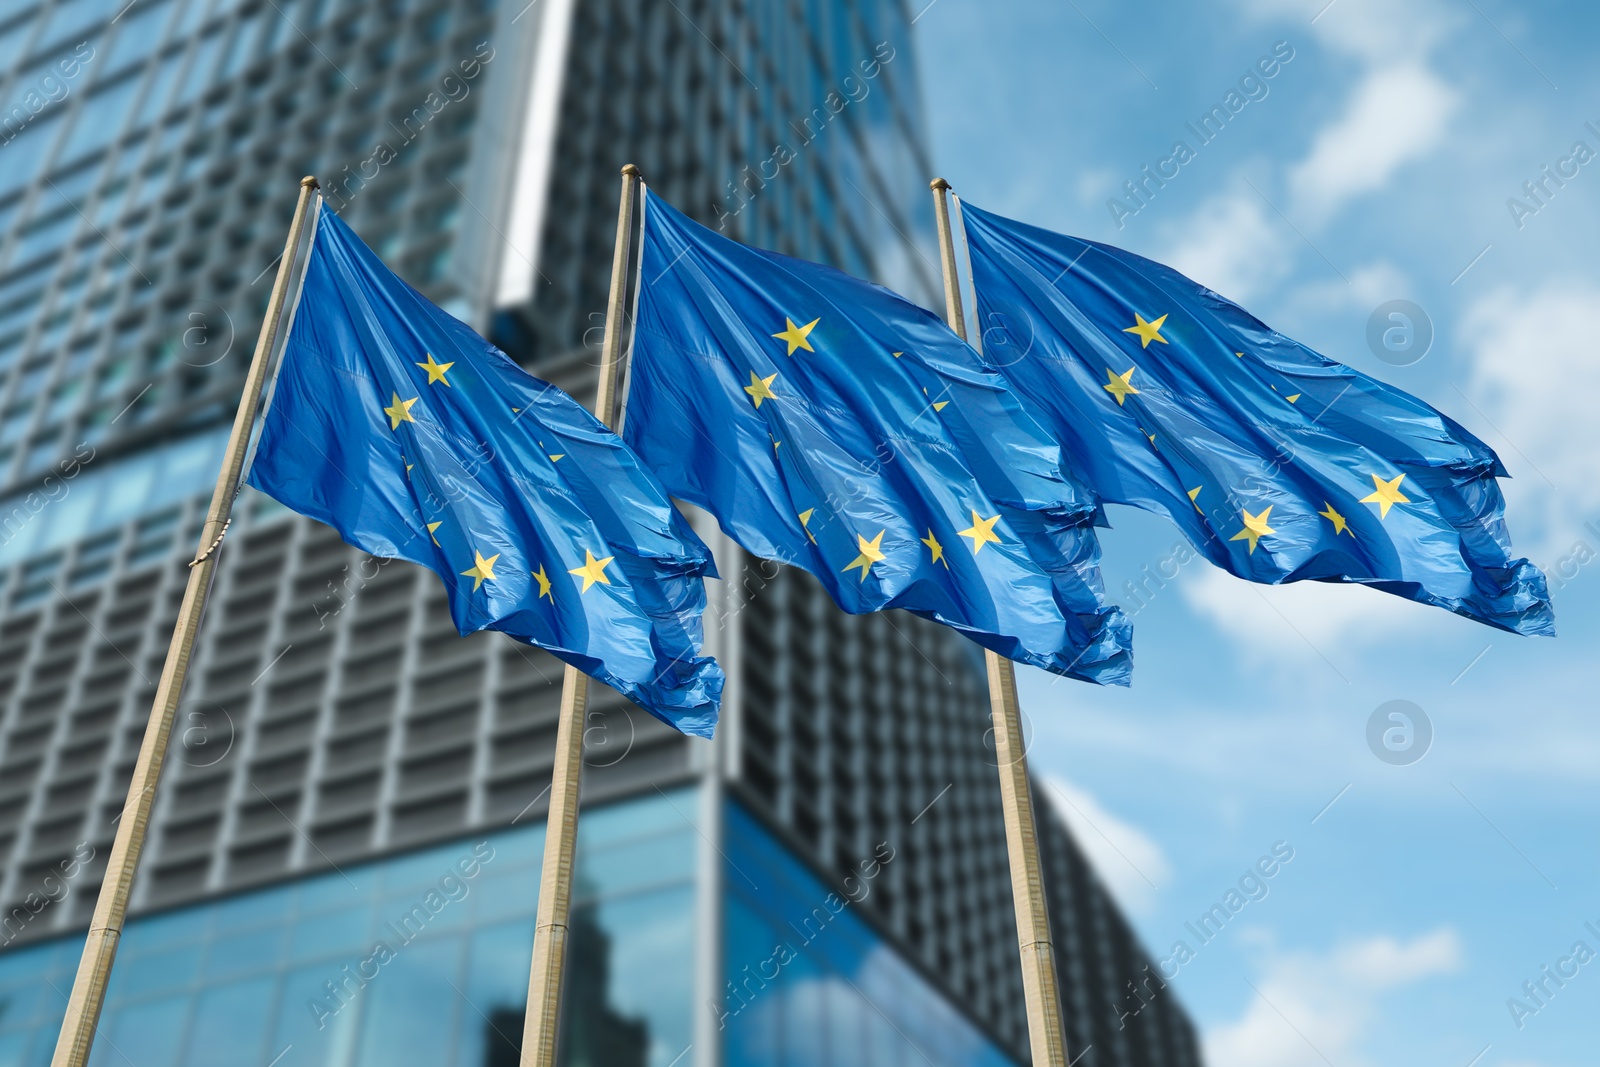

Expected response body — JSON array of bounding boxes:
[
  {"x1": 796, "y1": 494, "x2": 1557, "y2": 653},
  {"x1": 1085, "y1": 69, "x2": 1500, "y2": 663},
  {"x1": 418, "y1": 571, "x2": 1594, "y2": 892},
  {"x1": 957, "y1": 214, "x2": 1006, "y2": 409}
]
[
  {"x1": 246, "y1": 205, "x2": 723, "y2": 735},
  {"x1": 958, "y1": 199, "x2": 1552, "y2": 637},
  {"x1": 622, "y1": 189, "x2": 1132, "y2": 684}
]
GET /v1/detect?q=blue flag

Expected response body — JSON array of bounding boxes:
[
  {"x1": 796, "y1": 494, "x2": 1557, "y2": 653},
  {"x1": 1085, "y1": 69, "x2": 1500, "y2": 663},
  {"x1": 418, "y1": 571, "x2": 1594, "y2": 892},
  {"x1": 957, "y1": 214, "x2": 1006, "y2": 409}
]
[
  {"x1": 246, "y1": 206, "x2": 723, "y2": 735},
  {"x1": 622, "y1": 190, "x2": 1131, "y2": 684},
  {"x1": 958, "y1": 200, "x2": 1553, "y2": 636}
]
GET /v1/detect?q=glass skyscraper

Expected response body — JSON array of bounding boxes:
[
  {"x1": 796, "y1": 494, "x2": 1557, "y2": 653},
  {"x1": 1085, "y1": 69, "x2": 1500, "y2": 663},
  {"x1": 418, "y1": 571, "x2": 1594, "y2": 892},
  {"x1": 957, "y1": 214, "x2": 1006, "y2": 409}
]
[{"x1": 0, "y1": 1, "x2": 1204, "y2": 1065}]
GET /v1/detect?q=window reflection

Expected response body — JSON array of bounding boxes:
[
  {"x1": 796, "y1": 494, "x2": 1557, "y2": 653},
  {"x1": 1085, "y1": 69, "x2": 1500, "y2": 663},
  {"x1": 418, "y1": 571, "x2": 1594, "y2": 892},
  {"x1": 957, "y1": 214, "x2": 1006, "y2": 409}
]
[{"x1": 0, "y1": 790, "x2": 697, "y2": 1067}]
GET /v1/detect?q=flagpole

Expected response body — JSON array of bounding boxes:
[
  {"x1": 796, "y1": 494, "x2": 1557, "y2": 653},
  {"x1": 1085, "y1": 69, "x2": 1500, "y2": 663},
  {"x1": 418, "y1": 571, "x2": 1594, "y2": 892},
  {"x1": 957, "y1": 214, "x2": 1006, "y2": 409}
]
[
  {"x1": 48, "y1": 176, "x2": 321, "y2": 1067},
  {"x1": 931, "y1": 177, "x2": 1071, "y2": 1067},
  {"x1": 519, "y1": 163, "x2": 642, "y2": 1067}
]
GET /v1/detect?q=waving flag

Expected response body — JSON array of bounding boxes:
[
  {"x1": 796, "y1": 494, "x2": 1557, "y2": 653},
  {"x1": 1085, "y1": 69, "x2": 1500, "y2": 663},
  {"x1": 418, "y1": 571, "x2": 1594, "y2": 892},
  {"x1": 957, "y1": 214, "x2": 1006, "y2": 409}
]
[
  {"x1": 622, "y1": 190, "x2": 1131, "y2": 684},
  {"x1": 958, "y1": 199, "x2": 1552, "y2": 636},
  {"x1": 247, "y1": 206, "x2": 723, "y2": 734}
]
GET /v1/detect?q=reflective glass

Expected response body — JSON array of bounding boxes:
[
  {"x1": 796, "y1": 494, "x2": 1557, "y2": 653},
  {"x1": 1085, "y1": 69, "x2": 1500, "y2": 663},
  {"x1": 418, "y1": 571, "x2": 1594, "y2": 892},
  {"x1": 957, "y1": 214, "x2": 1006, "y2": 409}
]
[
  {"x1": 0, "y1": 788, "x2": 697, "y2": 1066},
  {"x1": 98, "y1": 0, "x2": 175, "y2": 78},
  {"x1": 0, "y1": 110, "x2": 65, "y2": 199},
  {"x1": 722, "y1": 801, "x2": 1017, "y2": 1067},
  {"x1": 57, "y1": 73, "x2": 141, "y2": 164},
  {"x1": 35, "y1": 0, "x2": 103, "y2": 57}
]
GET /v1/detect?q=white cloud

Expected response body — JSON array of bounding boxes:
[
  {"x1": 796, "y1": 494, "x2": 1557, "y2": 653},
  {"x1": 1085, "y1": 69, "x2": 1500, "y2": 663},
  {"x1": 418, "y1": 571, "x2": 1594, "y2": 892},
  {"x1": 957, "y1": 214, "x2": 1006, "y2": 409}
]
[
  {"x1": 1207, "y1": 929, "x2": 1462, "y2": 1067},
  {"x1": 1179, "y1": 566, "x2": 1449, "y2": 669},
  {"x1": 1041, "y1": 776, "x2": 1170, "y2": 917},
  {"x1": 1157, "y1": 190, "x2": 1293, "y2": 304},
  {"x1": 1232, "y1": 0, "x2": 1459, "y2": 63},
  {"x1": 1461, "y1": 284, "x2": 1600, "y2": 558},
  {"x1": 1288, "y1": 63, "x2": 1458, "y2": 224}
]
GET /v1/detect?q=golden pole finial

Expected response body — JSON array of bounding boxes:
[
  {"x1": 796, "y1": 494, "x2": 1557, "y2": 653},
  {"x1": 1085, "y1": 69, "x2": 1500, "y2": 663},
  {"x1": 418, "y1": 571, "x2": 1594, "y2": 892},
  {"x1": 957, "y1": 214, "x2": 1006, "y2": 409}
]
[{"x1": 930, "y1": 176, "x2": 951, "y2": 191}]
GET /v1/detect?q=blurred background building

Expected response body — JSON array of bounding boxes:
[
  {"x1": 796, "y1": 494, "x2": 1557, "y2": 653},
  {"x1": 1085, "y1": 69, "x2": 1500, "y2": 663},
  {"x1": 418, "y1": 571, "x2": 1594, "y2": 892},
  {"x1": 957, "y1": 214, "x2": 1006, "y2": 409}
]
[{"x1": 0, "y1": 1, "x2": 1202, "y2": 1065}]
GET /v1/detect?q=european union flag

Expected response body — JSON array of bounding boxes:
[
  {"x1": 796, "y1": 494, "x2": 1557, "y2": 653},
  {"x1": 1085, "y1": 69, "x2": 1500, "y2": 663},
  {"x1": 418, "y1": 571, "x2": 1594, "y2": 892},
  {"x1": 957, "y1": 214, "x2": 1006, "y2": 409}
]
[
  {"x1": 958, "y1": 200, "x2": 1553, "y2": 636},
  {"x1": 246, "y1": 206, "x2": 723, "y2": 734},
  {"x1": 622, "y1": 191, "x2": 1131, "y2": 683}
]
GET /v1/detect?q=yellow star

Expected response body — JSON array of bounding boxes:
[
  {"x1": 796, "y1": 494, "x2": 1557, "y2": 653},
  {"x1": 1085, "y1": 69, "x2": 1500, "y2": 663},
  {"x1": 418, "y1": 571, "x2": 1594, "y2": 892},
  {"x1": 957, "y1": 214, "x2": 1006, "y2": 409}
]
[
  {"x1": 1229, "y1": 506, "x2": 1275, "y2": 555},
  {"x1": 772, "y1": 316, "x2": 819, "y2": 355},
  {"x1": 1103, "y1": 367, "x2": 1140, "y2": 406},
  {"x1": 1123, "y1": 313, "x2": 1169, "y2": 348},
  {"x1": 568, "y1": 549, "x2": 614, "y2": 593},
  {"x1": 841, "y1": 530, "x2": 886, "y2": 582},
  {"x1": 426, "y1": 521, "x2": 442, "y2": 546},
  {"x1": 798, "y1": 508, "x2": 817, "y2": 544},
  {"x1": 1286, "y1": 393, "x2": 1300, "y2": 403},
  {"x1": 922, "y1": 387, "x2": 949, "y2": 412},
  {"x1": 383, "y1": 391, "x2": 418, "y2": 430},
  {"x1": 403, "y1": 455, "x2": 414, "y2": 477},
  {"x1": 958, "y1": 510, "x2": 1002, "y2": 554},
  {"x1": 1318, "y1": 502, "x2": 1352, "y2": 536},
  {"x1": 461, "y1": 550, "x2": 499, "y2": 591},
  {"x1": 921, "y1": 529, "x2": 947, "y2": 567},
  {"x1": 532, "y1": 564, "x2": 553, "y2": 601},
  {"x1": 415, "y1": 352, "x2": 454, "y2": 386},
  {"x1": 1360, "y1": 473, "x2": 1410, "y2": 518},
  {"x1": 744, "y1": 371, "x2": 778, "y2": 408},
  {"x1": 1187, "y1": 486, "x2": 1203, "y2": 512}
]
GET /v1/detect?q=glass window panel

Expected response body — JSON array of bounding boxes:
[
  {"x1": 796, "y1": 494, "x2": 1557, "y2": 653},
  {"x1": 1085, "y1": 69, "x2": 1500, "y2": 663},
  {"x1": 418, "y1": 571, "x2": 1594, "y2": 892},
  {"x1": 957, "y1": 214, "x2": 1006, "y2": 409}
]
[
  {"x1": 58, "y1": 73, "x2": 141, "y2": 164},
  {"x1": 219, "y1": 12, "x2": 260, "y2": 77},
  {"x1": 36, "y1": 0, "x2": 106, "y2": 57},
  {"x1": 270, "y1": 961, "x2": 363, "y2": 1066},
  {"x1": 287, "y1": 904, "x2": 373, "y2": 964},
  {"x1": 171, "y1": 0, "x2": 208, "y2": 39},
  {"x1": 130, "y1": 49, "x2": 183, "y2": 132},
  {"x1": 117, "y1": 943, "x2": 205, "y2": 998},
  {"x1": 42, "y1": 159, "x2": 100, "y2": 204},
  {"x1": 204, "y1": 925, "x2": 287, "y2": 981},
  {"x1": 586, "y1": 887, "x2": 694, "y2": 1067},
  {"x1": 91, "y1": 994, "x2": 188, "y2": 1067},
  {"x1": 172, "y1": 31, "x2": 223, "y2": 108},
  {"x1": 11, "y1": 210, "x2": 79, "y2": 265},
  {"x1": 0, "y1": 20, "x2": 33, "y2": 74},
  {"x1": 90, "y1": 184, "x2": 125, "y2": 228},
  {"x1": 259, "y1": 0, "x2": 301, "y2": 54},
  {"x1": 0, "y1": 109, "x2": 66, "y2": 198},
  {"x1": 98, "y1": 0, "x2": 175, "y2": 78},
  {"x1": 351, "y1": 936, "x2": 462, "y2": 1067},
  {"x1": 178, "y1": 976, "x2": 276, "y2": 1067},
  {"x1": 0, "y1": 1032, "x2": 28, "y2": 1064}
]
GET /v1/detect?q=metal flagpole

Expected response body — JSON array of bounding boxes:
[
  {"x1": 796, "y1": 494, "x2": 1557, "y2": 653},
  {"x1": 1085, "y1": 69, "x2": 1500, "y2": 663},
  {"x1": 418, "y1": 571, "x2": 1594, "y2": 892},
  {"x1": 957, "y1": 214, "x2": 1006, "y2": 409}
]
[
  {"x1": 518, "y1": 163, "x2": 642, "y2": 1067},
  {"x1": 930, "y1": 177, "x2": 1071, "y2": 1067},
  {"x1": 49, "y1": 176, "x2": 321, "y2": 1067}
]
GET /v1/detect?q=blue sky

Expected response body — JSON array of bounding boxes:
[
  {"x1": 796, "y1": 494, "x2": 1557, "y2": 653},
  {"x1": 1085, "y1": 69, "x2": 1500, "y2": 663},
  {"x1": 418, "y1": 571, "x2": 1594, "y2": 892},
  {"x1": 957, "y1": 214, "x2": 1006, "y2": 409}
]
[{"x1": 916, "y1": 1, "x2": 1600, "y2": 1064}]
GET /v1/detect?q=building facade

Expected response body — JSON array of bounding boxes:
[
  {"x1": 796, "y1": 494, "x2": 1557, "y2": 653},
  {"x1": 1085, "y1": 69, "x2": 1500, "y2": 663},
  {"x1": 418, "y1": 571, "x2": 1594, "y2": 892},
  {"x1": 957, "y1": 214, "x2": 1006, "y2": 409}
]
[{"x1": 0, "y1": 1, "x2": 1201, "y2": 1065}]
